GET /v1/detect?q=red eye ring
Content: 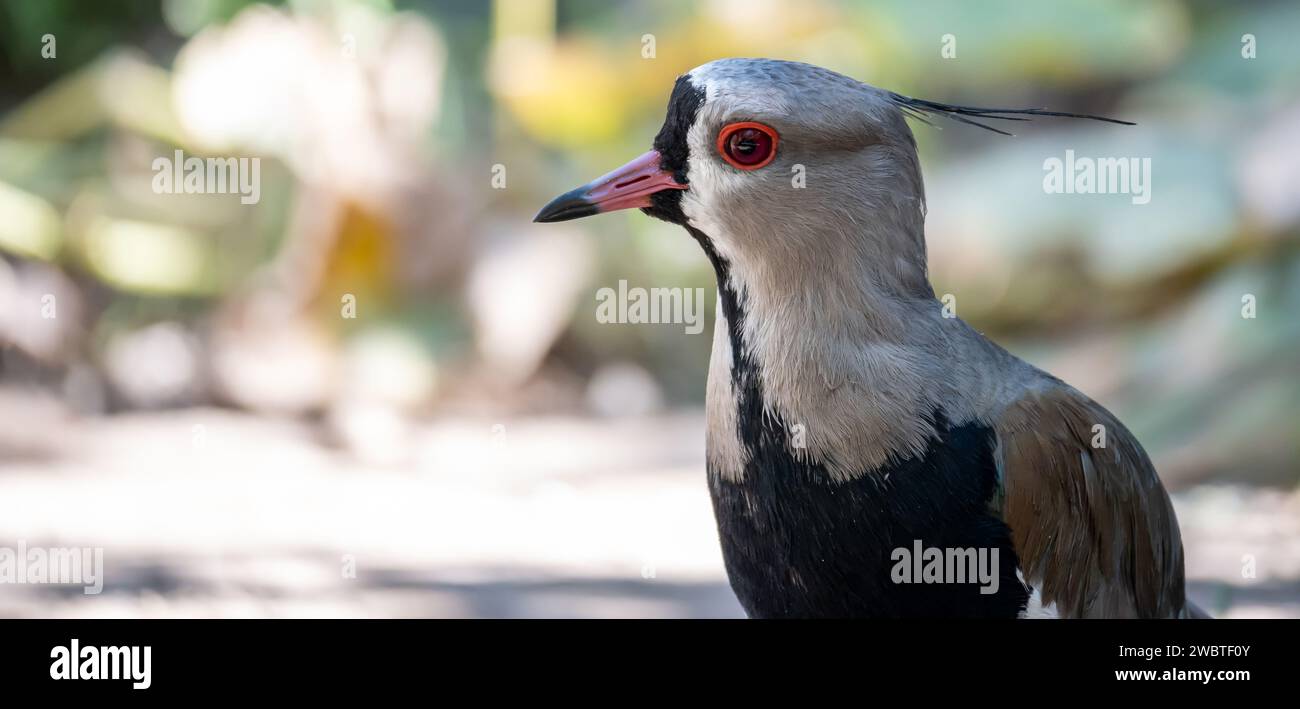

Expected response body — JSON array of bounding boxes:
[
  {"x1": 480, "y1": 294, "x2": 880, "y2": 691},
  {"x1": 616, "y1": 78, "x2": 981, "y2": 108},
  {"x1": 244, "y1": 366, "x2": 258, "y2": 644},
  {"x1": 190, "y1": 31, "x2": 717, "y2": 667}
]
[{"x1": 716, "y1": 121, "x2": 779, "y2": 170}]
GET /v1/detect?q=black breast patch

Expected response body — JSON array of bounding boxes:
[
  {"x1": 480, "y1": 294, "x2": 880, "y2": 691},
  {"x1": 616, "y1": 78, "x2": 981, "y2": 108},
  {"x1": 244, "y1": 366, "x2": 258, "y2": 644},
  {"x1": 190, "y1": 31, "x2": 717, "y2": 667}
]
[{"x1": 710, "y1": 411, "x2": 1030, "y2": 618}]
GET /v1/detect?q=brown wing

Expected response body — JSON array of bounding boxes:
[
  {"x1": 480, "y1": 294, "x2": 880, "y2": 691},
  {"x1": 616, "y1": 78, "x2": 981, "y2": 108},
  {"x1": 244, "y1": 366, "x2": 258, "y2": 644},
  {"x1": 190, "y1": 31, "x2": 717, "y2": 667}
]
[{"x1": 994, "y1": 386, "x2": 1187, "y2": 618}]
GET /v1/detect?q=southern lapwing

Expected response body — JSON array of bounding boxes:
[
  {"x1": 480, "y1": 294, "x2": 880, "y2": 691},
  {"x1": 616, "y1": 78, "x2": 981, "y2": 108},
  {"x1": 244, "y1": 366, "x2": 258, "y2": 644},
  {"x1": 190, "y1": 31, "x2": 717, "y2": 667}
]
[{"x1": 536, "y1": 58, "x2": 1200, "y2": 619}]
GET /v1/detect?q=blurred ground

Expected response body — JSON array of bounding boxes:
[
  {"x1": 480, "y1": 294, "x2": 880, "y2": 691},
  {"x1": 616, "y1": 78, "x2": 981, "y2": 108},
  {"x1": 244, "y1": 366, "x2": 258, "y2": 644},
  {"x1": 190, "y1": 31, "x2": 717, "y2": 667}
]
[
  {"x1": 0, "y1": 395, "x2": 1293, "y2": 618},
  {"x1": 0, "y1": 398, "x2": 743, "y2": 618}
]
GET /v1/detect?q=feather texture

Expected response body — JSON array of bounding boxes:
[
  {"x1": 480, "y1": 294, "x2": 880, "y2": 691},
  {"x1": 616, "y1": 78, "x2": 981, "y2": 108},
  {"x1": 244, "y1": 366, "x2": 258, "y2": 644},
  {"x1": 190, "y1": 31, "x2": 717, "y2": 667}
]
[
  {"x1": 889, "y1": 92, "x2": 1135, "y2": 136},
  {"x1": 995, "y1": 387, "x2": 1187, "y2": 617}
]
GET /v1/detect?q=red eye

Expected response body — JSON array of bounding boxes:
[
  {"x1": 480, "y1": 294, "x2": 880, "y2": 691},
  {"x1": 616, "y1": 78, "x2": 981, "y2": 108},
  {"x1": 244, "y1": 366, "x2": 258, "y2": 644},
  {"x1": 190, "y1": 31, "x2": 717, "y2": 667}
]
[{"x1": 717, "y1": 121, "x2": 778, "y2": 170}]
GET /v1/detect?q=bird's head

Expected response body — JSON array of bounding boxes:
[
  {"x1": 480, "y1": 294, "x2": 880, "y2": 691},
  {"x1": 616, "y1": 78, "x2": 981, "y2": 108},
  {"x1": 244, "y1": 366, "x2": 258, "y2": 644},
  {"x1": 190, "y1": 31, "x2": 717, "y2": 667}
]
[
  {"x1": 536, "y1": 58, "x2": 1129, "y2": 300},
  {"x1": 538, "y1": 59, "x2": 917, "y2": 269}
]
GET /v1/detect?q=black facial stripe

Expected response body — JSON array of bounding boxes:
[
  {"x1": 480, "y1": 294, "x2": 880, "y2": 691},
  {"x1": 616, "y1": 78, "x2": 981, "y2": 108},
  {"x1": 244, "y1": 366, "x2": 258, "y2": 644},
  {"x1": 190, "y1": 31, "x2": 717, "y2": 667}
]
[
  {"x1": 643, "y1": 74, "x2": 705, "y2": 225},
  {"x1": 652, "y1": 75, "x2": 705, "y2": 178}
]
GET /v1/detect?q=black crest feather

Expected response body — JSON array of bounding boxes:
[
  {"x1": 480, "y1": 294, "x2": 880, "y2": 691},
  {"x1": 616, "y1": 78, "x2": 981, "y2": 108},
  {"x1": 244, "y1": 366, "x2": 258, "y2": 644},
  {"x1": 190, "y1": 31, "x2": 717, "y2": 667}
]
[{"x1": 889, "y1": 92, "x2": 1134, "y2": 136}]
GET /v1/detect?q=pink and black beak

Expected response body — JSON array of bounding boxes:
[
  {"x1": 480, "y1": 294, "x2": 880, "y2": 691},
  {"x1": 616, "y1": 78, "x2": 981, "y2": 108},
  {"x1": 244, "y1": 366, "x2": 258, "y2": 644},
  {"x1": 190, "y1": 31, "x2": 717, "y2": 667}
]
[{"x1": 534, "y1": 150, "x2": 687, "y2": 223}]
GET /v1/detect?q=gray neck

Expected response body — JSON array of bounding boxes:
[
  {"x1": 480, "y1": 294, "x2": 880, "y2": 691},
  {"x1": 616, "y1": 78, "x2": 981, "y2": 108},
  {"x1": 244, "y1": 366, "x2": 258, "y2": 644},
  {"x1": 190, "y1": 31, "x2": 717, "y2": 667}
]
[{"x1": 694, "y1": 198, "x2": 1025, "y2": 484}]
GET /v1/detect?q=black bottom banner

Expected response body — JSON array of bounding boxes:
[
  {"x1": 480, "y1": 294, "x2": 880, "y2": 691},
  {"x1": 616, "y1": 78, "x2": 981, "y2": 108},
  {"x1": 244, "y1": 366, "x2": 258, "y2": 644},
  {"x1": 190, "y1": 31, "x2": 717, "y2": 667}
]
[{"x1": 1, "y1": 619, "x2": 1287, "y2": 695}]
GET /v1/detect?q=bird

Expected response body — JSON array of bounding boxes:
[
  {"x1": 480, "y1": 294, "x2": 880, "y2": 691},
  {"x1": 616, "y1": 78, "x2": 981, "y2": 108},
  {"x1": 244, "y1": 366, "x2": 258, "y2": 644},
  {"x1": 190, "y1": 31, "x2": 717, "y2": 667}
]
[{"x1": 535, "y1": 58, "x2": 1201, "y2": 619}]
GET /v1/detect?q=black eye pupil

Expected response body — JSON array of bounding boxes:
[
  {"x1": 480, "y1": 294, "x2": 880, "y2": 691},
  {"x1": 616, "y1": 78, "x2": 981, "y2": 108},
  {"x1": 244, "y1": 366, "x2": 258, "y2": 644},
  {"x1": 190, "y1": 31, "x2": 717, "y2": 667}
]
[{"x1": 736, "y1": 140, "x2": 756, "y2": 153}]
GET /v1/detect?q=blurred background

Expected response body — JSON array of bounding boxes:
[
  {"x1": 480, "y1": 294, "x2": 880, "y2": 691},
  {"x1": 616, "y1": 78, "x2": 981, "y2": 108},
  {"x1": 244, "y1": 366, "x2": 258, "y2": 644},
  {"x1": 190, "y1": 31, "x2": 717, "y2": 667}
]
[{"x1": 0, "y1": 0, "x2": 1295, "y2": 618}]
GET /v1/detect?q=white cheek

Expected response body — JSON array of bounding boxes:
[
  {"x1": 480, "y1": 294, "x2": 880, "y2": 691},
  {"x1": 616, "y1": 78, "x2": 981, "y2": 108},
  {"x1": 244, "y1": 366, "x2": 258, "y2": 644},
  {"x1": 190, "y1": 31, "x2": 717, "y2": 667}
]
[
  {"x1": 680, "y1": 155, "x2": 751, "y2": 299},
  {"x1": 681, "y1": 194, "x2": 724, "y2": 243},
  {"x1": 681, "y1": 160, "x2": 736, "y2": 248},
  {"x1": 681, "y1": 130, "x2": 748, "y2": 244}
]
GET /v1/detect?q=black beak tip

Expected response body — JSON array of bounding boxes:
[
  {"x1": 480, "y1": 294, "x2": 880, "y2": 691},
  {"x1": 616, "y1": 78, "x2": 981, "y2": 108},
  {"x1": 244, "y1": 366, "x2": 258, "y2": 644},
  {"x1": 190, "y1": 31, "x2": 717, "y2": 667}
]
[{"x1": 534, "y1": 188, "x2": 599, "y2": 223}]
